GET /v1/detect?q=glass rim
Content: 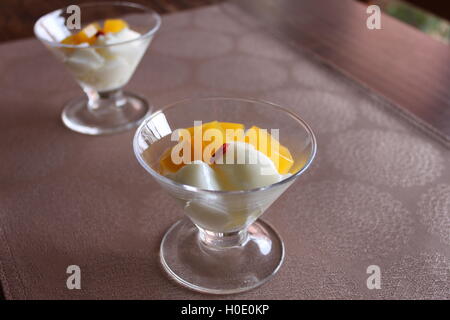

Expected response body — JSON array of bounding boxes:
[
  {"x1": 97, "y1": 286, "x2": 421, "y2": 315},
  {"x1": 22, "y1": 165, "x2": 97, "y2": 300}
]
[
  {"x1": 133, "y1": 97, "x2": 318, "y2": 195},
  {"x1": 33, "y1": 1, "x2": 161, "y2": 49}
]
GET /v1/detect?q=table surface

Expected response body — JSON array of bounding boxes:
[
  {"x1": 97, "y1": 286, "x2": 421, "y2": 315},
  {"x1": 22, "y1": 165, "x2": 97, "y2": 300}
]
[{"x1": 0, "y1": 2, "x2": 449, "y2": 300}]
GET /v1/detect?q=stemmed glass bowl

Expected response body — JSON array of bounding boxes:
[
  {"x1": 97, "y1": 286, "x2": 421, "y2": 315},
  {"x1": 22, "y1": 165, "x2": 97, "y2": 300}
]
[
  {"x1": 34, "y1": 2, "x2": 161, "y2": 135},
  {"x1": 133, "y1": 97, "x2": 317, "y2": 294}
]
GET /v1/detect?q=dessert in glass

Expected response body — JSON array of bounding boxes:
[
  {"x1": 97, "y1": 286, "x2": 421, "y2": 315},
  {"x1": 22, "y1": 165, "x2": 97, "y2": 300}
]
[
  {"x1": 34, "y1": 2, "x2": 161, "y2": 135},
  {"x1": 133, "y1": 97, "x2": 317, "y2": 294}
]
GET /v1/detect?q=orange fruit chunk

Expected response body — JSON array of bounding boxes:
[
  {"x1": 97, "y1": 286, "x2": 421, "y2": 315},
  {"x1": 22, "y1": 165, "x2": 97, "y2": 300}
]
[
  {"x1": 185, "y1": 121, "x2": 226, "y2": 162},
  {"x1": 159, "y1": 147, "x2": 185, "y2": 174}
]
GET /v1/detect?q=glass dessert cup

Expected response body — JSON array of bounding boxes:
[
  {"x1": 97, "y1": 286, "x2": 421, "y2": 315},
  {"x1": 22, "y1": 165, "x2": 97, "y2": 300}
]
[
  {"x1": 133, "y1": 97, "x2": 317, "y2": 294},
  {"x1": 34, "y1": 2, "x2": 161, "y2": 135}
]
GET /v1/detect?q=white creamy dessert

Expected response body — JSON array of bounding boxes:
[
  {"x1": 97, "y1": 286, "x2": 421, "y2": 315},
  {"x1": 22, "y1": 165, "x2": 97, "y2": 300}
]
[{"x1": 61, "y1": 21, "x2": 150, "y2": 92}]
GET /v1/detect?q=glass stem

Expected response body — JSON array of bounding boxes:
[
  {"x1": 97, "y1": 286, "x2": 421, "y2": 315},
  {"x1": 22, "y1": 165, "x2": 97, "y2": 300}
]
[
  {"x1": 84, "y1": 87, "x2": 127, "y2": 113},
  {"x1": 197, "y1": 226, "x2": 249, "y2": 249}
]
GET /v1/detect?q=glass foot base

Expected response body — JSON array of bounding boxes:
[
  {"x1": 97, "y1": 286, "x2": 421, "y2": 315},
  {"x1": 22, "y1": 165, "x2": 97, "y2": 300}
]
[
  {"x1": 62, "y1": 91, "x2": 150, "y2": 135},
  {"x1": 160, "y1": 218, "x2": 285, "y2": 294}
]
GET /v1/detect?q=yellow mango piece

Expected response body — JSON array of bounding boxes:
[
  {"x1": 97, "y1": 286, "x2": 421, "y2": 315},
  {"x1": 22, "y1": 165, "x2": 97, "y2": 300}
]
[
  {"x1": 61, "y1": 34, "x2": 78, "y2": 45},
  {"x1": 245, "y1": 126, "x2": 278, "y2": 154},
  {"x1": 245, "y1": 126, "x2": 294, "y2": 174},
  {"x1": 219, "y1": 122, "x2": 246, "y2": 142},
  {"x1": 103, "y1": 19, "x2": 128, "y2": 33},
  {"x1": 186, "y1": 121, "x2": 226, "y2": 162},
  {"x1": 77, "y1": 23, "x2": 101, "y2": 45},
  {"x1": 82, "y1": 23, "x2": 101, "y2": 37},
  {"x1": 219, "y1": 122, "x2": 244, "y2": 131}
]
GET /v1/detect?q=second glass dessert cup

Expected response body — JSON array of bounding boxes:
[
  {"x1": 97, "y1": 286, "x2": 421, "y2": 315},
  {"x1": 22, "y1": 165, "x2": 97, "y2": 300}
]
[
  {"x1": 34, "y1": 2, "x2": 161, "y2": 135},
  {"x1": 133, "y1": 97, "x2": 317, "y2": 294}
]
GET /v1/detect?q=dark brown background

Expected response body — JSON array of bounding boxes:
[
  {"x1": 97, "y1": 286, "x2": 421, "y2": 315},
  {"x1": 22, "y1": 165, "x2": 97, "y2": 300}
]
[{"x1": 1, "y1": 0, "x2": 450, "y2": 43}]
